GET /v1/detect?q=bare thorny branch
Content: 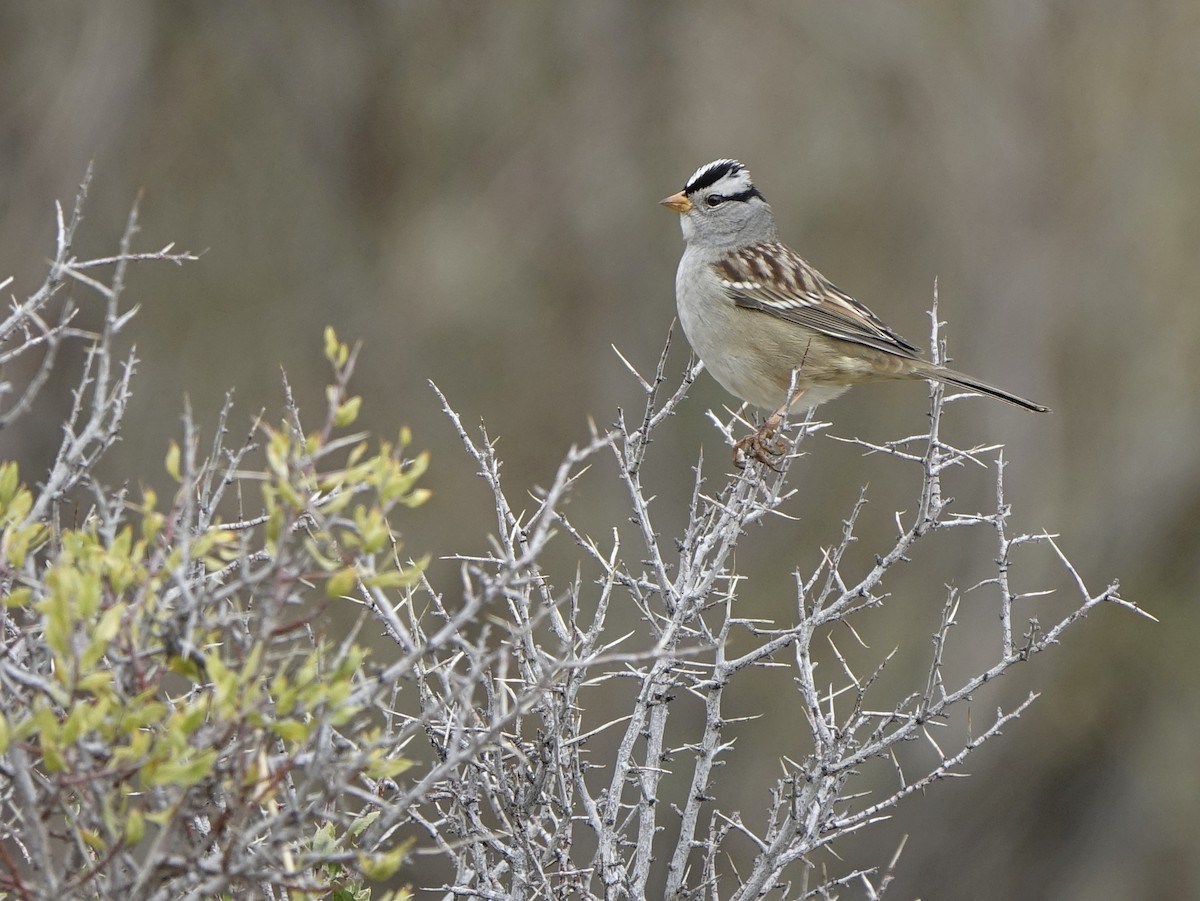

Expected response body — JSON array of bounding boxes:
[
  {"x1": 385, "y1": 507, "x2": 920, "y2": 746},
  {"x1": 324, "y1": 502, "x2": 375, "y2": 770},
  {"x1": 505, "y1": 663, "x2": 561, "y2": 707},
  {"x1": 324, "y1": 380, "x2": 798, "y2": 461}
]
[
  {"x1": 408, "y1": 297, "x2": 1150, "y2": 900},
  {"x1": 7, "y1": 171, "x2": 199, "y2": 529}
]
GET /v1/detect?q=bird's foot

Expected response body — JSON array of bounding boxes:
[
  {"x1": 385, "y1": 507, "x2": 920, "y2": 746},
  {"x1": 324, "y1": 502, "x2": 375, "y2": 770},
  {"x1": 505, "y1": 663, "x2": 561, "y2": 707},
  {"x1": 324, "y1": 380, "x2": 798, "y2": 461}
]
[{"x1": 733, "y1": 414, "x2": 787, "y2": 468}]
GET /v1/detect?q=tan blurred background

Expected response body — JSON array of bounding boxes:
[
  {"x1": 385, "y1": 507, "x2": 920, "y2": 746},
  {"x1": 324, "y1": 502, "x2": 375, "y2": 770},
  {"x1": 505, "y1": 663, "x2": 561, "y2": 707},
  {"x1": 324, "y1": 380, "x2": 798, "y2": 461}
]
[{"x1": 2, "y1": 2, "x2": 1198, "y2": 898}]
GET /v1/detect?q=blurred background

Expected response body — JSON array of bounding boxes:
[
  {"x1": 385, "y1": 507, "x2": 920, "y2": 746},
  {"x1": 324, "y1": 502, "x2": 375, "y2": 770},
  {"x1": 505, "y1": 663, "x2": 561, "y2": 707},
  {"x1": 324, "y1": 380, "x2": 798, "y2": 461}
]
[{"x1": 2, "y1": 2, "x2": 1197, "y2": 898}]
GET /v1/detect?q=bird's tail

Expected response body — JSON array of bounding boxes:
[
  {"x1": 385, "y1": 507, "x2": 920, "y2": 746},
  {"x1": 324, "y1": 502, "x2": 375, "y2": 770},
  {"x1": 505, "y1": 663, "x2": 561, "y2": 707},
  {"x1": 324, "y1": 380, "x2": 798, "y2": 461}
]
[{"x1": 919, "y1": 364, "x2": 1049, "y2": 413}]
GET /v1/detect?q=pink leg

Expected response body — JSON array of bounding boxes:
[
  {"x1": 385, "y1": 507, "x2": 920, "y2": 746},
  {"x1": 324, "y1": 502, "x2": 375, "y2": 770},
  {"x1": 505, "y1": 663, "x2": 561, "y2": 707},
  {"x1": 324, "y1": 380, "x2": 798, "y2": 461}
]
[{"x1": 732, "y1": 390, "x2": 803, "y2": 467}]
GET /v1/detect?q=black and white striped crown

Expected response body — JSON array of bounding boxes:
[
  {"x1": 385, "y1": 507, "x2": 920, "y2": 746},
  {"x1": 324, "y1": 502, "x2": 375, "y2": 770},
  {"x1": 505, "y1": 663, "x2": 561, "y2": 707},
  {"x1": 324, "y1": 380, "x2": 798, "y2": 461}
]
[{"x1": 684, "y1": 159, "x2": 752, "y2": 195}]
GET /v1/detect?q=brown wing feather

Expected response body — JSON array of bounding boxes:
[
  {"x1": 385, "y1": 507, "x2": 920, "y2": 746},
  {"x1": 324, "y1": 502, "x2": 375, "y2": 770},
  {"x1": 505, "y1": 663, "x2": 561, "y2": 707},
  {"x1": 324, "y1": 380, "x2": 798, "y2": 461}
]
[{"x1": 712, "y1": 242, "x2": 921, "y2": 359}]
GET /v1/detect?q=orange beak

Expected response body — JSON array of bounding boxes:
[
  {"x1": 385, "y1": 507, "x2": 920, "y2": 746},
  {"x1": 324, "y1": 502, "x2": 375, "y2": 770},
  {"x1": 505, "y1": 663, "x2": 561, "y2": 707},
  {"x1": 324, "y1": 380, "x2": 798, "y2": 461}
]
[{"x1": 659, "y1": 191, "x2": 693, "y2": 213}]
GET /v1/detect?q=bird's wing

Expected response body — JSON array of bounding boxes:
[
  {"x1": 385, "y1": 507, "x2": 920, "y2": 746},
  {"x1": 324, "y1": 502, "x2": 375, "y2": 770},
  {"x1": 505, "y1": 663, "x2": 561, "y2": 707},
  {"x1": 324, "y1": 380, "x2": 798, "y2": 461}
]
[{"x1": 712, "y1": 242, "x2": 922, "y2": 359}]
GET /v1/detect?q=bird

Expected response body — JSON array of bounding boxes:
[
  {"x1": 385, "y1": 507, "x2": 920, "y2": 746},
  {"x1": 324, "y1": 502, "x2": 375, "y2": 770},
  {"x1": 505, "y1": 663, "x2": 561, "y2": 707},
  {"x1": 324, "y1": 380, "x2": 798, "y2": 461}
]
[{"x1": 660, "y1": 158, "x2": 1048, "y2": 463}]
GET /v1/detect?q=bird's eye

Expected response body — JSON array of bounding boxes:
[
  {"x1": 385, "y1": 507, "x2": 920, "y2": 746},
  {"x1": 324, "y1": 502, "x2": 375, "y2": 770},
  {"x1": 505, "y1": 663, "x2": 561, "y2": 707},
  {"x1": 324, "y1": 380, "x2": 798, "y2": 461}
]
[{"x1": 705, "y1": 194, "x2": 726, "y2": 207}]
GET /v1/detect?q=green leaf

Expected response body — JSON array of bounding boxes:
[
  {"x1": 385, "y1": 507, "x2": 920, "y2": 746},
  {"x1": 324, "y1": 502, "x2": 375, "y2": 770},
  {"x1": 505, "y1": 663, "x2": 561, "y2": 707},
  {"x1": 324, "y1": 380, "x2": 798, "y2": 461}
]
[
  {"x1": 4, "y1": 587, "x2": 32, "y2": 609},
  {"x1": 142, "y1": 508, "x2": 165, "y2": 544},
  {"x1": 366, "y1": 556, "x2": 428, "y2": 590},
  {"x1": 348, "y1": 810, "x2": 380, "y2": 837},
  {"x1": 142, "y1": 749, "x2": 217, "y2": 787},
  {"x1": 401, "y1": 487, "x2": 433, "y2": 508},
  {"x1": 82, "y1": 602, "x2": 125, "y2": 669},
  {"x1": 124, "y1": 807, "x2": 145, "y2": 845},
  {"x1": 165, "y1": 441, "x2": 182, "y2": 482},
  {"x1": 40, "y1": 733, "x2": 65, "y2": 773},
  {"x1": 174, "y1": 699, "x2": 209, "y2": 735},
  {"x1": 77, "y1": 670, "x2": 114, "y2": 696},
  {"x1": 334, "y1": 396, "x2": 362, "y2": 428},
  {"x1": 276, "y1": 479, "x2": 304, "y2": 510},
  {"x1": 61, "y1": 701, "x2": 91, "y2": 744},
  {"x1": 327, "y1": 567, "x2": 358, "y2": 599},
  {"x1": 120, "y1": 701, "x2": 168, "y2": 731},
  {"x1": 358, "y1": 841, "x2": 411, "y2": 881},
  {"x1": 323, "y1": 326, "x2": 340, "y2": 364},
  {"x1": 367, "y1": 754, "x2": 413, "y2": 780},
  {"x1": 269, "y1": 718, "x2": 313, "y2": 743},
  {"x1": 36, "y1": 580, "x2": 73, "y2": 659},
  {"x1": 208, "y1": 654, "x2": 239, "y2": 715},
  {"x1": 0, "y1": 461, "x2": 19, "y2": 507},
  {"x1": 5, "y1": 487, "x2": 32, "y2": 527}
]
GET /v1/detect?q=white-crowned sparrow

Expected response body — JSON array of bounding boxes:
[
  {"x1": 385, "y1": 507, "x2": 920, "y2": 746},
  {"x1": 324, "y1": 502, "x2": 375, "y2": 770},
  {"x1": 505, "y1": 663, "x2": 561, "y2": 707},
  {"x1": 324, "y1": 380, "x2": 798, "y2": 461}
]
[{"x1": 661, "y1": 159, "x2": 1048, "y2": 462}]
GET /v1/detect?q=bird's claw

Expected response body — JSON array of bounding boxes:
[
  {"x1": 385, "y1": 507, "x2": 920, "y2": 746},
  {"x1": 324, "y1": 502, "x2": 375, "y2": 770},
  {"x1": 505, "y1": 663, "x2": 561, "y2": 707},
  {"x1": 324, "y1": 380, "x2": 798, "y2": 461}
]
[{"x1": 733, "y1": 415, "x2": 787, "y2": 469}]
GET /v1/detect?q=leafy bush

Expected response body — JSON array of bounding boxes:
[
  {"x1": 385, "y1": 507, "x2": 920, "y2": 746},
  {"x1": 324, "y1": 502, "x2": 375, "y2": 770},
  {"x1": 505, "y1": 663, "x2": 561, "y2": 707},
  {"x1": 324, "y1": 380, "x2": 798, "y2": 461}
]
[{"x1": 1, "y1": 173, "x2": 421, "y2": 900}]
